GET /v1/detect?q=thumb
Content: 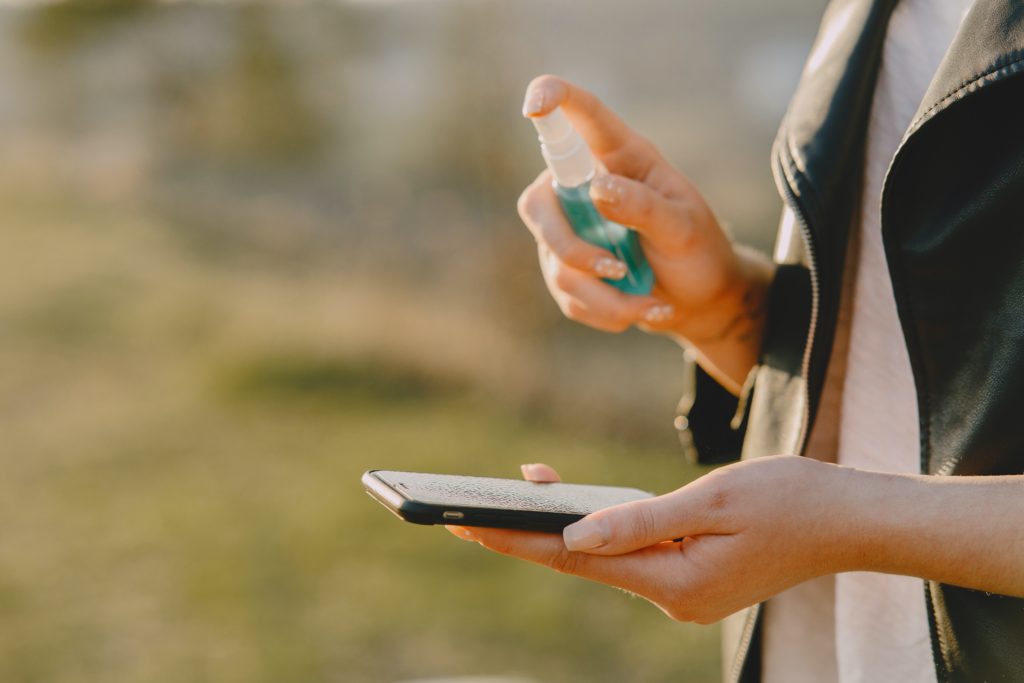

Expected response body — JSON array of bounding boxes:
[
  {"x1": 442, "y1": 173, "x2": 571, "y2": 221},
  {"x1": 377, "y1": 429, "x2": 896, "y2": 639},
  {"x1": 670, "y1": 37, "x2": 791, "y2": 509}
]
[{"x1": 562, "y1": 482, "x2": 721, "y2": 555}]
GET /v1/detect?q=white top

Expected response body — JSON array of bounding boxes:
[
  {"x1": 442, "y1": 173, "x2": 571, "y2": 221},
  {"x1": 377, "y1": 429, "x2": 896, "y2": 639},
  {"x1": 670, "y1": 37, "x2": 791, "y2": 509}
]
[{"x1": 761, "y1": 0, "x2": 974, "y2": 681}]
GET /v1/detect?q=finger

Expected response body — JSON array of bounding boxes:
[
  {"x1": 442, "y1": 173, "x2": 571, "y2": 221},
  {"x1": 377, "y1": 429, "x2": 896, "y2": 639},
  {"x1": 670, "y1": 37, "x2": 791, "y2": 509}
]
[
  {"x1": 589, "y1": 173, "x2": 697, "y2": 249},
  {"x1": 562, "y1": 480, "x2": 729, "y2": 555},
  {"x1": 522, "y1": 75, "x2": 660, "y2": 179},
  {"x1": 452, "y1": 526, "x2": 720, "y2": 620},
  {"x1": 519, "y1": 172, "x2": 628, "y2": 280},
  {"x1": 446, "y1": 525, "x2": 477, "y2": 541},
  {"x1": 460, "y1": 526, "x2": 708, "y2": 617},
  {"x1": 522, "y1": 75, "x2": 633, "y2": 157},
  {"x1": 539, "y1": 249, "x2": 675, "y2": 332},
  {"x1": 521, "y1": 463, "x2": 561, "y2": 483},
  {"x1": 456, "y1": 526, "x2": 666, "y2": 586}
]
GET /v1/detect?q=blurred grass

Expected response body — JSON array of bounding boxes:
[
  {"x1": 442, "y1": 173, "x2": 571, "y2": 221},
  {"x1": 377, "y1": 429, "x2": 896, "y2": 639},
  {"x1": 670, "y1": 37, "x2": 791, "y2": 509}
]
[
  {"x1": 0, "y1": 188, "x2": 720, "y2": 683},
  {"x1": 0, "y1": 1, "x2": 831, "y2": 678}
]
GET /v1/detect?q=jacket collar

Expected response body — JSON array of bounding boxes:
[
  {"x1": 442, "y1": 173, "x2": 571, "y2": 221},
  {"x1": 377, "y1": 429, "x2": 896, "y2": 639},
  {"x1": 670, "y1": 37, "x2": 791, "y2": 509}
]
[
  {"x1": 905, "y1": 0, "x2": 1024, "y2": 138},
  {"x1": 771, "y1": 0, "x2": 896, "y2": 277},
  {"x1": 768, "y1": 0, "x2": 1024, "y2": 471},
  {"x1": 774, "y1": 0, "x2": 1024, "y2": 244}
]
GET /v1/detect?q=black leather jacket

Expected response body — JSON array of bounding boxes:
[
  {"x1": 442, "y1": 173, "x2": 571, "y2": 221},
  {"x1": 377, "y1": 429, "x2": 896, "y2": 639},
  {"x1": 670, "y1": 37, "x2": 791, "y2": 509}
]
[{"x1": 676, "y1": 1, "x2": 1024, "y2": 681}]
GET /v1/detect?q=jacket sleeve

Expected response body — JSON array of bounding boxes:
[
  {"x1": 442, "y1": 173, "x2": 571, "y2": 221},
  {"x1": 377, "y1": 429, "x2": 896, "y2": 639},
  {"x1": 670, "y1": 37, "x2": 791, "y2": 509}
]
[
  {"x1": 674, "y1": 356, "x2": 745, "y2": 465},
  {"x1": 675, "y1": 263, "x2": 812, "y2": 465}
]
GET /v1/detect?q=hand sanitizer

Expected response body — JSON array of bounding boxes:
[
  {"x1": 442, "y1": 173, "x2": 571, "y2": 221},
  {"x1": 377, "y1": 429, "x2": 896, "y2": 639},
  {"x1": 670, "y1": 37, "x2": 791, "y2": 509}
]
[{"x1": 531, "y1": 108, "x2": 654, "y2": 295}]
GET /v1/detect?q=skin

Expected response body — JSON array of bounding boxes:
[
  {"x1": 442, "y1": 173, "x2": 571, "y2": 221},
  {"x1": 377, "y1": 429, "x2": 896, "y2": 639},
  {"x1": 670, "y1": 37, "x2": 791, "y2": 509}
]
[
  {"x1": 447, "y1": 75, "x2": 1024, "y2": 623},
  {"x1": 449, "y1": 459, "x2": 1024, "y2": 624},
  {"x1": 517, "y1": 75, "x2": 773, "y2": 395}
]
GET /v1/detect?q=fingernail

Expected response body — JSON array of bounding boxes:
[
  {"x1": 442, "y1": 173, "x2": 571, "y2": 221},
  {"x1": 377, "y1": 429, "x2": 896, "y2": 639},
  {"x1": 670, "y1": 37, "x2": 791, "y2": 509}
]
[
  {"x1": 448, "y1": 526, "x2": 477, "y2": 541},
  {"x1": 644, "y1": 304, "x2": 675, "y2": 324},
  {"x1": 523, "y1": 88, "x2": 545, "y2": 116},
  {"x1": 594, "y1": 257, "x2": 628, "y2": 280},
  {"x1": 589, "y1": 175, "x2": 624, "y2": 204},
  {"x1": 563, "y1": 519, "x2": 607, "y2": 551}
]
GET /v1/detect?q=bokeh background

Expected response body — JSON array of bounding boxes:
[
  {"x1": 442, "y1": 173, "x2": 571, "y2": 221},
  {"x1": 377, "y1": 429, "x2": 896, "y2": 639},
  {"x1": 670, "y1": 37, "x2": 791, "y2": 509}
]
[{"x1": 0, "y1": 1, "x2": 823, "y2": 681}]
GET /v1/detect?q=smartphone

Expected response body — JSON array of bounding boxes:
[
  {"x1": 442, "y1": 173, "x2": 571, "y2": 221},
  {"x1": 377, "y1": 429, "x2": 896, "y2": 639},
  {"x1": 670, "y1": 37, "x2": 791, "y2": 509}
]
[{"x1": 362, "y1": 469, "x2": 654, "y2": 533}]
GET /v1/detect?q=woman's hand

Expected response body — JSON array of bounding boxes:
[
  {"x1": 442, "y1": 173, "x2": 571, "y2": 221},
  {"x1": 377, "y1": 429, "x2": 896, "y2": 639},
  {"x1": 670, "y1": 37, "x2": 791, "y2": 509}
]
[
  {"x1": 519, "y1": 75, "x2": 774, "y2": 393},
  {"x1": 449, "y1": 457, "x2": 855, "y2": 624},
  {"x1": 449, "y1": 460, "x2": 1024, "y2": 621}
]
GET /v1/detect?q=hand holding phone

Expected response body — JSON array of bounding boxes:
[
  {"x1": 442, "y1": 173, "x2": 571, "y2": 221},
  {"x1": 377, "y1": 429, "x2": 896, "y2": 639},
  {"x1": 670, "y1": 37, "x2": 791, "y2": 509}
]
[{"x1": 363, "y1": 469, "x2": 653, "y2": 533}]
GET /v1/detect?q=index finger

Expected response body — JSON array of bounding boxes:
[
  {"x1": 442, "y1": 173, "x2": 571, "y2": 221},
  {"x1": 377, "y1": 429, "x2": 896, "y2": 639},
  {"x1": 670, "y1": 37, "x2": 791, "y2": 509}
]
[
  {"x1": 449, "y1": 526, "x2": 643, "y2": 580},
  {"x1": 451, "y1": 526, "x2": 687, "y2": 601},
  {"x1": 523, "y1": 75, "x2": 658, "y2": 180},
  {"x1": 520, "y1": 463, "x2": 562, "y2": 483}
]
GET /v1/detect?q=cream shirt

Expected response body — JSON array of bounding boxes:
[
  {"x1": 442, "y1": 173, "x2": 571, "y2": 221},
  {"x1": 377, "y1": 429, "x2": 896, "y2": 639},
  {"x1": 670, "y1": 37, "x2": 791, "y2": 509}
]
[{"x1": 761, "y1": 0, "x2": 974, "y2": 681}]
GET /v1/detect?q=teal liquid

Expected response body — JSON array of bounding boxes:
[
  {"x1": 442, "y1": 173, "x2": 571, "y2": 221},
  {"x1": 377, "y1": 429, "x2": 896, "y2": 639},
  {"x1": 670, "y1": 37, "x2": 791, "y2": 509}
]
[{"x1": 554, "y1": 181, "x2": 654, "y2": 295}]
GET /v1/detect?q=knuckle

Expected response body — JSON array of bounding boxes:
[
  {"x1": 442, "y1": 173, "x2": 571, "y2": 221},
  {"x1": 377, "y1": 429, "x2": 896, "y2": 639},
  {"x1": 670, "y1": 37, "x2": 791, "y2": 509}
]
[
  {"x1": 631, "y1": 133, "x2": 656, "y2": 155},
  {"x1": 625, "y1": 137, "x2": 661, "y2": 177},
  {"x1": 663, "y1": 601, "x2": 696, "y2": 623},
  {"x1": 647, "y1": 577, "x2": 690, "y2": 622},
  {"x1": 661, "y1": 596, "x2": 717, "y2": 625},
  {"x1": 633, "y1": 188, "x2": 656, "y2": 225},
  {"x1": 664, "y1": 201, "x2": 702, "y2": 248},
  {"x1": 586, "y1": 314, "x2": 628, "y2": 334},
  {"x1": 693, "y1": 612, "x2": 720, "y2": 626},
  {"x1": 551, "y1": 264, "x2": 576, "y2": 292},
  {"x1": 606, "y1": 307, "x2": 638, "y2": 333},
  {"x1": 558, "y1": 240, "x2": 592, "y2": 269},
  {"x1": 517, "y1": 186, "x2": 542, "y2": 223},
  {"x1": 702, "y1": 469, "x2": 735, "y2": 517},
  {"x1": 479, "y1": 535, "x2": 513, "y2": 556},
  {"x1": 709, "y1": 484, "x2": 731, "y2": 515},
  {"x1": 558, "y1": 297, "x2": 582, "y2": 321},
  {"x1": 594, "y1": 303, "x2": 636, "y2": 333},
  {"x1": 537, "y1": 247, "x2": 554, "y2": 275},
  {"x1": 591, "y1": 308, "x2": 632, "y2": 334},
  {"x1": 690, "y1": 468, "x2": 737, "y2": 529},
  {"x1": 603, "y1": 318, "x2": 631, "y2": 334},
  {"x1": 545, "y1": 547, "x2": 584, "y2": 575},
  {"x1": 627, "y1": 503, "x2": 658, "y2": 545},
  {"x1": 561, "y1": 299, "x2": 580, "y2": 317},
  {"x1": 542, "y1": 227, "x2": 571, "y2": 259}
]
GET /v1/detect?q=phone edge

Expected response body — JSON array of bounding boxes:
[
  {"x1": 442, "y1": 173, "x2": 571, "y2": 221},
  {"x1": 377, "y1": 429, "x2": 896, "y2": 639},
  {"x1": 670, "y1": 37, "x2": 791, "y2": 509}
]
[{"x1": 362, "y1": 470, "x2": 584, "y2": 532}]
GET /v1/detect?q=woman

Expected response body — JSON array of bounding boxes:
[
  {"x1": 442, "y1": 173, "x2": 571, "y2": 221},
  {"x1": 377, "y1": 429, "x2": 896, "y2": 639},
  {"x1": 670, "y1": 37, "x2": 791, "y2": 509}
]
[{"x1": 449, "y1": 0, "x2": 1024, "y2": 681}]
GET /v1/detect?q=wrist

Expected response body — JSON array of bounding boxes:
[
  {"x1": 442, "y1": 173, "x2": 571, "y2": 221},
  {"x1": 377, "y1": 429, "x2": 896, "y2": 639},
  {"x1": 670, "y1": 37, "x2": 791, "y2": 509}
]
[
  {"x1": 815, "y1": 466, "x2": 921, "y2": 575},
  {"x1": 666, "y1": 248, "x2": 775, "y2": 393},
  {"x1": 672, "y1": 252, "x2": 771, "y2": 345},
  {"x1": 798, "y1": 462, "x2": 883, "y2": 576}
]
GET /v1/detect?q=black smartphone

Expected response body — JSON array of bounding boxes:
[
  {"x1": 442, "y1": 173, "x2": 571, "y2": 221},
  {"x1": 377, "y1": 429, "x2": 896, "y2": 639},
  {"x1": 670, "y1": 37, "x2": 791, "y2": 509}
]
[{"x1": 362, "y1": 469, "x2": 653, "y2": 533}]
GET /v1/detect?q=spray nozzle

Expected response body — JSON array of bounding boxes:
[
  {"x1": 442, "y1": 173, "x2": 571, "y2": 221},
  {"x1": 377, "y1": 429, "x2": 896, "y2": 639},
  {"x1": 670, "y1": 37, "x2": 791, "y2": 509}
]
[
  {"x1": 530, "y1": 107, "x2": 595, "y2": 188},
  {"x1": 531, "y1": 107, "x2": 574, "y2": 146}
]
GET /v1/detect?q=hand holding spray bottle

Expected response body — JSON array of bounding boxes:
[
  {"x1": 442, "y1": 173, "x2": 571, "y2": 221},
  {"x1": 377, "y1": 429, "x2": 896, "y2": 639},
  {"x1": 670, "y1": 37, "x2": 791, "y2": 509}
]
[{"x1": 529, "y1": 107, "x2": 654, "y2": 295}]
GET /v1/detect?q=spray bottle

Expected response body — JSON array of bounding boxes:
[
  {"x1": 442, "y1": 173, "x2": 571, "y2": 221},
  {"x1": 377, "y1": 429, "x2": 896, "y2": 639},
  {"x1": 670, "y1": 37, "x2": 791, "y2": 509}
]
[{"x1": 530, "y1": 108, "x2": 654, "y2": 295}]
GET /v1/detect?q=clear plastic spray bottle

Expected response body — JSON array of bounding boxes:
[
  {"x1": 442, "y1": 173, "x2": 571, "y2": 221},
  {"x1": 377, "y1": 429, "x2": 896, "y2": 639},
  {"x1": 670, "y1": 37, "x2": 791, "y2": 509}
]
[{"x1": 531, "y1": 108, "x2": 654, "y2": 295}]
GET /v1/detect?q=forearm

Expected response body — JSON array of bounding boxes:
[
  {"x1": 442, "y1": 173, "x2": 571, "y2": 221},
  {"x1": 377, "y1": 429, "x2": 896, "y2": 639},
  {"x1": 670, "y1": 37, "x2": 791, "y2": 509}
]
[
  {"x1": 835, "y1": 467, "x2": 1024, "y2": 597},
  {"x1": 668, "y1": 245, "x2": 775, "y2": 395}
]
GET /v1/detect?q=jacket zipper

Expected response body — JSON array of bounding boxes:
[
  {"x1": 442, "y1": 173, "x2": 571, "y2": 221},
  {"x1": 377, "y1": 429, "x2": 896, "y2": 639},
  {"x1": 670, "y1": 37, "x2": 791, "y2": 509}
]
[
  {"x1": 780, "y1": 168, "x2": 821, "y2": 453},
  {"x1": 728, "y1": 143, "x2": 821, "y2": 683}
]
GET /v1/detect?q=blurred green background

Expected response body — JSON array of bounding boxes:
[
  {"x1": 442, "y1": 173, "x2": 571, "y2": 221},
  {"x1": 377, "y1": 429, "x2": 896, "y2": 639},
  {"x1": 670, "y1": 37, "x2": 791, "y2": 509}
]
[{"x1": 0, "y1": 1, "x2": 822, "y2": 681}]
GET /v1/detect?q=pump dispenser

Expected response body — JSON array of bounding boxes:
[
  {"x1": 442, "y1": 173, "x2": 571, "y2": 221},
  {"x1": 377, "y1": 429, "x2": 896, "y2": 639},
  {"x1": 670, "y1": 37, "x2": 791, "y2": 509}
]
[{"x1": 531, "y1": 107, "x2": 654, "y2": 295}]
